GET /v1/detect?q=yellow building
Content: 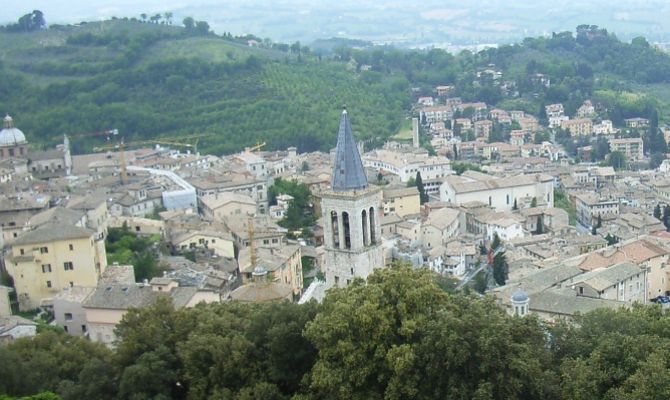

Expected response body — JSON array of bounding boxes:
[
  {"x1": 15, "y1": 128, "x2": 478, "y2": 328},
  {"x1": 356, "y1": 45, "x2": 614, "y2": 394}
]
[
  {"x1": 5, "y1": 224, "x2": 107, "y2": 311},
  {"x1": 561, "y1": 118, "x2": 593, "y2": 137},
  {"x1": 382, "y1": 186, "x2": 420, "y2": 217}
]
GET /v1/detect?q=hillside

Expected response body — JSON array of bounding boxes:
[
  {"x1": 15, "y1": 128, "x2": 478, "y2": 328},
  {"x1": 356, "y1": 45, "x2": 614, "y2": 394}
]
[
  {"x1": 3, "y1": 20, "x2": 670, "y2": 155},
  {"x1": 0, "y1": 20, "x2": 407, "y2": 154}
]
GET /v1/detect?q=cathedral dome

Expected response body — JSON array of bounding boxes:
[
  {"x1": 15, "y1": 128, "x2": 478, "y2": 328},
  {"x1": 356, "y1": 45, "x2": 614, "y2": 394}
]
[{"x1": 0, "y1": 115, "x2": 27, "y2": 147}]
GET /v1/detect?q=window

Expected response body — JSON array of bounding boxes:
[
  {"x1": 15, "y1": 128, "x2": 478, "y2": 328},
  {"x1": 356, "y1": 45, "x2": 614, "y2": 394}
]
[
  {"x1": 20, "y1": 248, "x2": 24, "y2": 255},
  {"x1": 272, "y1": 238, "x2": 278, "y2": 244},
  {"x1": 64, "y1": 326, "x2": 69, "y2": 333},
  {"x1": 82, "y1": 325, "x2": 87, "y2": 333},
  {"x1": 41, "y1": 264, "x2": 52, "y2": 273},
  {"x1": 69, "y1": 282, "x2": 74, "y2": 287},
  {"x1": 64, "y1": 262, "x2": 74, "y2": 271},
  {"x1": 40, "y1": 246, "x2": 48, "y2": 254},
  {"x1": 263, "y1": 239, "x2": 269, "y2": 245},
  {"x1": 579, "y1": 286, "x2": 584, "y2": 295},
  {"x1": 46, "y1": 281, "x2": 52, "y2": 288},
  {"x1": 69, "y1": 244, "x2": 74, "y2": 251},
  {"x1": 64, "y1": 313, "x2": 73, "y2": 321},
  {"x1": 211, "y1": 239, "x2": 216, "y2": 243},
  {"x1": 334, "y1": 276, "x2": 339, "y2": 285}
]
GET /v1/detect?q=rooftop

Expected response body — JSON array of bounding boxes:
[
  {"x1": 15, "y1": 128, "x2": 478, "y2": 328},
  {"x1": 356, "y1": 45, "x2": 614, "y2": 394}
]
[
  {"x1": 331, "y1": 109, "x2": 368, "y2": 192},
  {"x1": 13, "y1": 223, "x2": 93, "y2": 246}
]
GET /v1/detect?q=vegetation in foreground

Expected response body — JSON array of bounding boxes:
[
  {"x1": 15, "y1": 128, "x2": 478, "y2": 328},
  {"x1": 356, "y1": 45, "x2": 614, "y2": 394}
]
[{"x1": 2, "y1": 264, "x2": 670, "y2": 399}]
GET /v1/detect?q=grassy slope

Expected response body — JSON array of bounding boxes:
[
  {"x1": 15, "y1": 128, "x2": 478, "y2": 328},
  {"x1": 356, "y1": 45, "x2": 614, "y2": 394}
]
[{"x1": 0, "y1": 21, "x2": 405, "y2": 154}]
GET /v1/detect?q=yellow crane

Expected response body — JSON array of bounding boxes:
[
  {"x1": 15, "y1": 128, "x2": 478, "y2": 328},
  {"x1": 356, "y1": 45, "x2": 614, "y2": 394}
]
[{"x1": 245, "y1": 141, "x2": 266, "y2": 153}]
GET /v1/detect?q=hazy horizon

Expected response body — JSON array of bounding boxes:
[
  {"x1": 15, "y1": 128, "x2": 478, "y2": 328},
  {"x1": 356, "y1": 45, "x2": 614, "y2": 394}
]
[{"x1": 4, "y1": 0, "x2": 670, "y2": 47}]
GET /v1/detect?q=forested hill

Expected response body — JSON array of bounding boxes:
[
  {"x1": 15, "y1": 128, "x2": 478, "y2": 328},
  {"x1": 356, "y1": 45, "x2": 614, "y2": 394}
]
[
  {"x1": 0, "y1": 19, "x2": 408, "y2": 154},
  {"x1": 2, "y1": 19, "x2": 670, "y2": 155}
]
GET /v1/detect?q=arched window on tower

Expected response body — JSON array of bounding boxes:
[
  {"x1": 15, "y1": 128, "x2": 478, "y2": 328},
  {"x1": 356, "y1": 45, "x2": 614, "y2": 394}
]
[
  {"x1": 361, "y1": 209, "x2": 369, "y2": 246},
  {"x1": 342, "y1": 212, "x2": 351, "y2": 249},
  {"x1": 330, "y1": 211, "x2": 339, "y2": 248},
  {"x1": 369, "y1": 207, "x2": 376, "y2": 244}
]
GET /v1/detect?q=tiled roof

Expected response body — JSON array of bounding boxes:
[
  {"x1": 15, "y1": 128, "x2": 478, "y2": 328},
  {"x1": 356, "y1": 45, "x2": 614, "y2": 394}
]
[{"x1": 13, "y1": 223, "x2": 93, "y2": 246}]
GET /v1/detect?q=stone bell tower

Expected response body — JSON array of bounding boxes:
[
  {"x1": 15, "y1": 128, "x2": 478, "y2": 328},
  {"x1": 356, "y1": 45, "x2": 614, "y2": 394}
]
[{"x1": 322, "y1": 109, "x2": 384, "y2": 288}]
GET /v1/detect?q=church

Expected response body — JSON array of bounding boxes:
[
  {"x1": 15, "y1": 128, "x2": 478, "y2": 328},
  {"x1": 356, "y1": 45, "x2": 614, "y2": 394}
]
[
  {"x1": 0, "y1": 115, "x2": 72, "y2": 178},
  {"x1": 320, "y1": 109, "x2": 385, "y2": 288}
]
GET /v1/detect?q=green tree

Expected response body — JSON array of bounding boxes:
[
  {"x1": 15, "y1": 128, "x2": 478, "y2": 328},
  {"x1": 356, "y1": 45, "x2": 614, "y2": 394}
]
[
  {"x1": 492, "y1": 251, "x2": 509, "y2": 286},
  {"x1": 491, "y1": 232, "x2": 501, "y2": 251},
  {"x1": 305, "y1": 263, "x2": 554, "y2": 399},
  {"x1": 182, "y1": 16, "x2": 194, "y2": 29},
  {"x1": 415, "y1": 171, "x2": 429, "y2": 204},
  {"x1": 513, "y1": 198, "x2": 518, "y2": 210},
  {"x1": 654, "y1": 204, "x2": 662, "y2": 220},
  {"x1": 607, "y1": 151, "x2": 627, "y2": 170},
  {"x1": 195, "y1": 20, "x2": 210, "y2": 35}
]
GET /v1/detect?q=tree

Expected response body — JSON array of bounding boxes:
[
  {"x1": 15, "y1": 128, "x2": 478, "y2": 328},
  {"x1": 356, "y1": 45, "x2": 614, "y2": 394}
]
[
  {"x1": 195, "y1": 20, "x2": 210, "y2": 35},
  {"x1": 531, "y1": 197, "x2": 538, "y2": 207},
  {"x1": 492, "y1": 251, "x2": 509, "y2": 285},
  {"x1": 535, "y1": 216, "x2": 544, "y2": 234},
  {"x1": 140, "y1": 13, "x2": 147, "y2": 23},
  {"x1": 182, "y1": 16, "x2": 194, "y2": 29},
  {"x1": 164, "y1": 12, "x2": 173, "y2": 25},
  {"x1": 597, "y1": 214, "x2": 603, "y2": 228},
  {"x1": 605, "y1": 233, "x2": 619, "y2": 246},
  {"x1": 305, "y1": 263, "x2": 553, "y2": 399},
  {"x1": 607, "y1": 151, "x2": 627, "y2": 170},
  {"x1": 415, "y1": 171, "x2": 429, "y2": 204},
  {"x1": 491, "y1": 232, "x2": 501, "y2": 251},
  {"x1": 513, "y1": 198, "x2": 518, "y2": 210},
  {"x1": 654, "y1": 204, "x2": 662, "y2": 220}
]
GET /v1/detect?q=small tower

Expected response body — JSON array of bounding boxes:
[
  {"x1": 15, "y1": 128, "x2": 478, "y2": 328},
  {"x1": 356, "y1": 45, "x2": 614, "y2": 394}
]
[
  {"x1": 511, "y1": 290, "x2": 530, "y2": 317},
  {"x1": 412, "y1": 117, "x2": 420, "y2": 148},
  {"x1": 322, "y1": 109, "x2": 384, "y2": 288}
]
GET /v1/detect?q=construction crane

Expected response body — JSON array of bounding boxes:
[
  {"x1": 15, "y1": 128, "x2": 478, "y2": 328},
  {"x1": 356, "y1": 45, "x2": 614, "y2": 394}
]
[
  {"x1": 245, "y1": 141, "x2": 266, "y2": 153},
  {"x1": 64, "y1": 128, "x2": 119, "y2": 140},
  {"x1": 93, "y1": 138, "x2": 129, "y2": 184},
  {"x1": 92, "y1": 135, "x2": 213, "y2": 185}
]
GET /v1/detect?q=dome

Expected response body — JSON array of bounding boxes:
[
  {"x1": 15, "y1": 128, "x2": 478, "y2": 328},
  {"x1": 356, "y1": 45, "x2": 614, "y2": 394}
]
[
  {"x1": 511, "y1": 291, "x2": 529, "y2": 303},
  {"x1": 0, "y1": 115, "x2": 27, "y2": 147}
]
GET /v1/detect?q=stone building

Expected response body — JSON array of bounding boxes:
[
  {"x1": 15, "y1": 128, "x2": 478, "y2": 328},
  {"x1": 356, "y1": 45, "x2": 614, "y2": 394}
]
[{"x1": 321, "y1": 110, "x2": 384, "y2": 288}]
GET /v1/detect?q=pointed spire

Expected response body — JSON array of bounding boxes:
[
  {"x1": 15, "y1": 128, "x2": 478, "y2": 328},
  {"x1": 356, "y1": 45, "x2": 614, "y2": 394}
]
[{"x1": 331, "y1": 108, "x2": 368, "y2": 192}]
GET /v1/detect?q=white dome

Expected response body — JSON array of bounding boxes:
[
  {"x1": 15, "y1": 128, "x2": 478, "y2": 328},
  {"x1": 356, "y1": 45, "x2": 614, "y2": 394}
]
[{"x1": 0, "y1": 115, "x2": 27, "y2": 147}]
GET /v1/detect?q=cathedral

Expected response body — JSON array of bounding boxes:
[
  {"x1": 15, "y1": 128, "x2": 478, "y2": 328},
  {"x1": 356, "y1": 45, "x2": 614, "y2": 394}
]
[
  {"x1": 321, "y1": 109, "x2": 384, "y2": 288},
  {"x1": 0, "y1": 115, "x2": 28, "y2": 159}
]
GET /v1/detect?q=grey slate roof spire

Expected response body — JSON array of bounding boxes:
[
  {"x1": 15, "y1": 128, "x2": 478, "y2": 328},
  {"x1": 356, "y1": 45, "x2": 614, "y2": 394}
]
[{"x1": 331, "y1": 108, "x2": 368, "y2": 192}]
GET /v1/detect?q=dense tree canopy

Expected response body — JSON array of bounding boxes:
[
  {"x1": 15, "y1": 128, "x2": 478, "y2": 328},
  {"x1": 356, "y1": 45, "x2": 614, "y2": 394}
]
[{"x1": 4, "y1": 265, "x2": 670, "y2": 399}]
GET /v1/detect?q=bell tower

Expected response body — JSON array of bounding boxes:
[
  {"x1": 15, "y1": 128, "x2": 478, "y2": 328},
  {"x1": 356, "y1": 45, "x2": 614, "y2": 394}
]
[{"x1": 322, "y1": 109, "x2": 384, "y2": 288}]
